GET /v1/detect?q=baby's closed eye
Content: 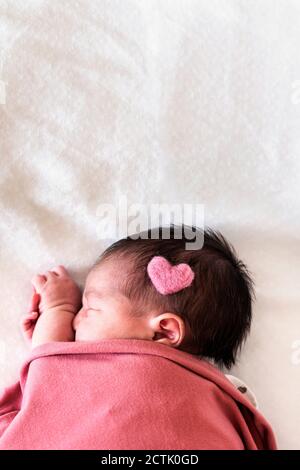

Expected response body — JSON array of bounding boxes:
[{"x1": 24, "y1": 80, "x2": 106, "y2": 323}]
[
  {"x1": 83, "y1": 299, "x2": 102, "y2": 312},
  {"x1": 87, "y1": 307, "x2": 101, "y2": 312}
]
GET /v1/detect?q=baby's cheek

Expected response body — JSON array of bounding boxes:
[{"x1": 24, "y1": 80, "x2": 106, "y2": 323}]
[{"x1": 92, "y1": 315, "x2": 104, "y2": 331}]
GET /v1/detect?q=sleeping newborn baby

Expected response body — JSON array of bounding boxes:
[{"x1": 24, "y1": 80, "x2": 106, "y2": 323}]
[
  {"x1": 23, "y1": 226, "x2": 252, "y2": 367},
  {"x1": 24, "y1": 256, "x2": 199, "y2": 352},
  {"x1": 1, "y1": 225, "x2": 276, "y2": 450},
  {"x1": 24, "y1": 253, "x2": 196, "y2": 350}
]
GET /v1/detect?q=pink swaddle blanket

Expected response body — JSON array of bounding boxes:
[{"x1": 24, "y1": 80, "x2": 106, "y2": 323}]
[{"x1": 0, "y1": 339, "x2": 277, "y2": 449}]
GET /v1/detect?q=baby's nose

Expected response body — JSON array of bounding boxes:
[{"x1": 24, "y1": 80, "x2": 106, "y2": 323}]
[
  {"x1": 79, "y1": 307, "x2": 88, "y2": 318},
  {"x1": 73, "y1": 308, "x2": 86, "y2": 329}
]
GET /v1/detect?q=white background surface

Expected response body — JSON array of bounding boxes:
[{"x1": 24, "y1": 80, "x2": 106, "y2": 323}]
[{"x1": 0, "y1": 0, "x2": 299, "y2": 449}]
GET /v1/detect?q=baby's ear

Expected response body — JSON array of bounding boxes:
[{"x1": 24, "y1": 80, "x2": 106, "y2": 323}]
[{"x1": 149, "y1": 313, "x2": 186, "y2": 348}]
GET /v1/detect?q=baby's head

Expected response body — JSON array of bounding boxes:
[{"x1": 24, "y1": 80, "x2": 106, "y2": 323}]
[{"x1": 73, "y1": 225, "x2": 254, "y2": 368}]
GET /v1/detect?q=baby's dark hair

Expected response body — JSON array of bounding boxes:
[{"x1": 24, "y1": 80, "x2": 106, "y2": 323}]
[{"x1": 95, "y1": 225, "x2": 254, "y2": 369}]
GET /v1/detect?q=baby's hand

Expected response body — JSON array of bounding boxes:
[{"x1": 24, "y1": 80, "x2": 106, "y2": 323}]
[
  {"x1": 21, "y1": 290, "x2": 41, "y2": 343},
  {"x1": 24, "y1": 266, "x2": 82, "y2": 348},
  {"x1": 31, "y1": 265, "x2": 82, "y2": 316}
]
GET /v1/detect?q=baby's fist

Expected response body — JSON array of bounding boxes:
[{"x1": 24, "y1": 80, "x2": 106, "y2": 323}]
[{"x1": 31, "y1": 265, "x2": 82, "y2": 316}]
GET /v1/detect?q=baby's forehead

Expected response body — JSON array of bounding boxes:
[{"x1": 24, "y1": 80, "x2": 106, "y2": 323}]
[{"x1": 84, "y1": 259, "x2": 129, "y2": 296}]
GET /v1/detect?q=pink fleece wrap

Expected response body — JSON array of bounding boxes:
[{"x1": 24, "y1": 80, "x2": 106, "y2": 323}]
[
  {"x1": 0, "y1": 339, "x2": 277, "y2": 450},
  {"x1": 147, "y1": 256, "x2": 195, "y2": 295}
]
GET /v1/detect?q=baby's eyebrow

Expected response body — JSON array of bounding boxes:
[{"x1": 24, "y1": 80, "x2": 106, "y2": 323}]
[
  {"x1": 84, "y1": 290, "x2": 104, "y2": 299},
  {"x1": 83, "y1": 288, "x2": 126, "y2": 305},
  {"x1": 84, "y1": 288, "x2": 117, "y2": 299},
  {"x1": 85, "y1": 289, "x2": 101, "y2": 297}
]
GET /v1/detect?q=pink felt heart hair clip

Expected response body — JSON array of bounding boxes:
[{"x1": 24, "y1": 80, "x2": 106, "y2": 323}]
[{"x1": 147, "y1": 256, "x2": 195, "y2": 295}]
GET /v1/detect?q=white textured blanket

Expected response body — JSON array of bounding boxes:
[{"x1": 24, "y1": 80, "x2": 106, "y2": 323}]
[{"x1": 0, "y1": 0, "x2": 299, "y2": 449}]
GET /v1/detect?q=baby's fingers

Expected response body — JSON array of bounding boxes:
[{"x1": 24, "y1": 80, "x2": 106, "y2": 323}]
[
  {"x1": 31, "y1": 274, "x2": 47, "y2": 292},
  {"x1": 51, "y1": 265, "x2": 68, "y2": 277},
  {"x1": 21, "y1": 311, "x2": 39, "y2": 328},
  {"x1": 21, "y1": 311, "x2": 39, "y2": 342},
  {"x1": 27, "y1": 292, "x2": 40, "y2": 313}
]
